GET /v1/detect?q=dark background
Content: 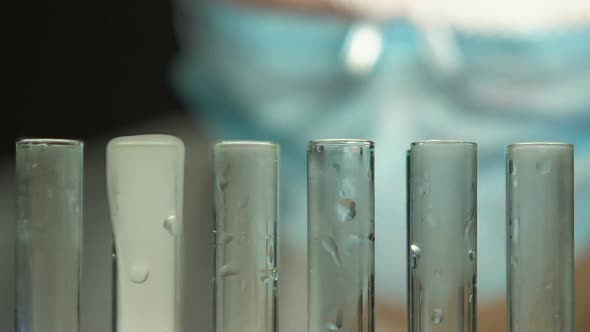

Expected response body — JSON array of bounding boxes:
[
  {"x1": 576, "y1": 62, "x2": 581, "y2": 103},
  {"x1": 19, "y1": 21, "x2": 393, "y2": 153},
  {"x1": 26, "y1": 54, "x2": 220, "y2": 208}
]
[
  {"x1": 2, "y1": 3, "x2": 211, "y2": 330},
  {"x1": 6, "y1": 0, "x2": 185, "y2": 156}
]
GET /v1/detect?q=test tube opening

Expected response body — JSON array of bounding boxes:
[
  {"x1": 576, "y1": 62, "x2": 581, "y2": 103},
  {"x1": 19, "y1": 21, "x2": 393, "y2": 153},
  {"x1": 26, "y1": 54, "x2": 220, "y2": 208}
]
[{"x1": 17, "y1": 138, "x2": 83, "y2": 148}]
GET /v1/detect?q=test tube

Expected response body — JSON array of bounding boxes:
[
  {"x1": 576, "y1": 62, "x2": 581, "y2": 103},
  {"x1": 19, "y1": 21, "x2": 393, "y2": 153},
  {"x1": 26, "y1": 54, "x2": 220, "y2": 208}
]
[
  {"x1": 307, "y1": 139, "x2": 375, "y2": 332},
  {"x1": 107, "y1": 135, "x2": 185, "y2": 332},
  {"x1": 408, "y1": 141, "x2": 477, "y2": 332},
  {"x1": 15, "y1": 138, "x2": 83, "y2": 332},
  {"x1": 506, "y1": 143, "x2": 574, "y2": 332},
  {"x1": 213, "y1": 141, "x2": 279, "y2": 332}
]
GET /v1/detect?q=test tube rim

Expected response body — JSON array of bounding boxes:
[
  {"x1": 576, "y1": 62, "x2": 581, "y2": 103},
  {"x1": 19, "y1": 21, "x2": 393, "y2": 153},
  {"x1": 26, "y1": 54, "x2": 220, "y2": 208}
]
[
  {"x1": 16, "y1": 138, "x2": 83, "y2": 148},
  {"x1": 411, "y1": 139, "x2": 476, "y2": 148},
  {"x1": 308, "y1": 138, "x2": 374, "y2": 148},
  {"x1": 214, "y1": 140, "x2": 278, "y2": 149},
  {"x1": 507, "y1": 142, "x2": 573, "y2": 150},
  {"x1": 107, "y1": 135, "x2": 183, "y2": 147}
]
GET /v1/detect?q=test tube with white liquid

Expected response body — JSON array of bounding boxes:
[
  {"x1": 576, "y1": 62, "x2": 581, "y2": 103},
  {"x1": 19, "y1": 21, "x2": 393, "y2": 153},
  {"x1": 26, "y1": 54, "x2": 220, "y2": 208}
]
[{"x1": 107, "y1": 135, "x2": 185, "y2": 332}]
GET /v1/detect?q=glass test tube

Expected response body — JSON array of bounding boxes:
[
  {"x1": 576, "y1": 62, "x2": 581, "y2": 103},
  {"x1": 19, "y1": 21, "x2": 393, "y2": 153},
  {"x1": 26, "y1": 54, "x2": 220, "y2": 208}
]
[
  {"x1": 307, "y1": 139, "x2": 375, "y2": 332},
  {"x1": 408, "y1": 141, "x2": 477, "y2": 332},
  {"x1": 213, "y1": 142, "x2": 278, "y2": 332},
  {"x1": 506, "y1": 143, "x2": 574, "y2": 332},
  {"x1": 107, "y1": 135, "x2": 185, "y2": 332},
  {"x1": 16, "y1": 138, "x2": 83, "y2": 332}
]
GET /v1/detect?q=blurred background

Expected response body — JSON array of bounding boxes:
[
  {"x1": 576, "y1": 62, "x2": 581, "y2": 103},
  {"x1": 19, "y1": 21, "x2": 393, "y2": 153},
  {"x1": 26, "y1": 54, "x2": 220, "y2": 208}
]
[{"x1": 2, "y1": 0, "x2": 590, "y2": 331}]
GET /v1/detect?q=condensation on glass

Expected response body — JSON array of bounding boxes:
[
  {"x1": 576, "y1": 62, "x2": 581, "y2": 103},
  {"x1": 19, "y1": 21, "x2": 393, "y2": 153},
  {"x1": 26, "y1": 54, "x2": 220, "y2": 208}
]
[
  {"x1": 307, "y1": 139, "x2": 375, "y2": 332},
  {"x1": 408, "y1": 140, "x2": 477, "y2": 332},
  {"x1": 213, "y1": 141, "x2": 279, "y2": 332},
  {"x1": 506, "y1": 143, "x2": 574, "y2": 332},
  {"x1": 107, "y1": 135, "x2": 185, "y2": 332},
  {"x1": 16, "y1": 138, "x2": 83, "y2": 332}
]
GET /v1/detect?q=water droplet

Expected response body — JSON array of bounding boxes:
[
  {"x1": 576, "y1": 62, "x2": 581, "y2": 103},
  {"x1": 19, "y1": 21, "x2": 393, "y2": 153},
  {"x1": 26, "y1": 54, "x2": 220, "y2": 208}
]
[
  {"x1": 163, "y1": 216, "x2": 177, "y2": 236},
  {"x1": 536, "y1": 159, "x2": 551, "y2": 175},
  {"x1": 464, "y1": 214, "x2": 474, "y2": 240},
  {"x1": 220, "y1": 265, "x2": 238, "y2": 277},
  {"x1": 367, "y1": 232, "x2": 375, "y2": 242},
  {"x1": 432, "y1": 309, "x2": 444, "y2": 324},
  {"x1": 259, "y1": 268, "x2": 278, "y2": 283},
  {"x1": 332, "y1": 162, "x2": 341, "y2": 172},
  {"x1": 509, "y1": 160, "x2": 515, "y2": 174},
  {"x1": 512, "y1": 178, "x2": 518, "y2": 188},
  {"x1": 327, "y1": 310, "x2": 343, "y2": 331},
  {"x1": 321, "y1": 237, "x2": 342, "y2": 266},
  {"x1": 544, "y1": 282, "x2": 553, "y2": 290},
  {"x1": 216, "y1": 176, "x2": 229, "y2": 192},
  {"x1": 469, "y1": 250, "x2": 476, "y2": 262},
  {"x1": 31, "y1": 163, "x2": 38, "y2": 169},
  {"x1": 336, "y1": 198, "x2": 356, "y2": 222},
  {"x1": 130, "y1": 265, "x2": 149, "y2": 283},
  {"x1": 553, "y1": 312, "x2": 562, "y2": 331},
  {"x1": 410, "y1": 244, "x2": 421, "y2": 269},
  {"x1": 217, "y1": 232, "x2": 234, "y2": 246},
  {"x1": 327, "y1": 322, "x2": 339, "y2": 330},
  {"x1": 316, "y1": 145, "x2": 324, "y2": 153},
  {"x1": 510, "y1": 256, "x2": 519, "y2": 265}
]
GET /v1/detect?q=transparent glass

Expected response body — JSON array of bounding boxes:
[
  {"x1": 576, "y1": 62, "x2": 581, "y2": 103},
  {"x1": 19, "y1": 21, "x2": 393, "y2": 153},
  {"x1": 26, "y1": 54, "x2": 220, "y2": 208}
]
[
  {"x1": 15, "y1": 138, "x2": 83, "y2": 332},
  {"x1": 506, "y1": 143, "x2": 574, "y2": 332},
  {"x1": 408, "y1": 140, "x2": 477, "y2": 332},
  {"x1": 106, "y1": 135, "x2": 185, "y2": 332},
  {"x1": 213, "y1": 141, "x2": 279, "y2": 332},
  {"x1": 307, "y1": 139, "x2": 375, "y2": 332}
]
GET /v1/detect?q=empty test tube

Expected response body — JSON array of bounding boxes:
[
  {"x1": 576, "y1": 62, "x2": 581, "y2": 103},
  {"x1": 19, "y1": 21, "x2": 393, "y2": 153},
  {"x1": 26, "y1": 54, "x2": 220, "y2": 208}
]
[
  {"x1": 307, "y1": 139, "x2": 375, "y2": 332},
  {"x1": 506, "y1": 143, "x2": 574, "y2": 332},
  {"x1": 107, "y1": 135, "x2": 185, "y2": 332},
  {"x1": 16, "y1": 138, "x2": 83, "y2": 332},
  {"x1": 213, "y1": 142, "x2": 279, "y2": 332},
  {"x1": 408, "y1": 141, "x2": 477, "y2": 332}
]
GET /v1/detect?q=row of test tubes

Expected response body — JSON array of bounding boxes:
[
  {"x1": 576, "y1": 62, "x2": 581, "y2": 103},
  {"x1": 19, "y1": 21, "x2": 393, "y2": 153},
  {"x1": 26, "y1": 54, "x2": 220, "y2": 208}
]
[{"x1": 14, "y1": 136, "x2": 574, "y2": 332}]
